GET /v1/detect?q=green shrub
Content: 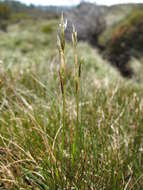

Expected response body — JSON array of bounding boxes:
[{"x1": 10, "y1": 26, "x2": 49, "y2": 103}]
[
  {"x1": 0, "y1": 3, "x2": 11, "y2": 20},
  {"x1": 104, "y1": 9, "x2": 143, "y2": 77},
  {"x1": 42, "y1": 23, "x2": 54, "y2": 34},
  {"x1": 0, "y1": 3, "x2": 11, "y2": 31}
]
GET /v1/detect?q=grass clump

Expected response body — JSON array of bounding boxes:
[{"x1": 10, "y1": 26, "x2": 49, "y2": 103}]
[
  {"x1": 57, "y1": 14, "x2": 83, "y2": 169},
  {"x1": 0, "y1": 16, "x2": 143, "y2": 189}
]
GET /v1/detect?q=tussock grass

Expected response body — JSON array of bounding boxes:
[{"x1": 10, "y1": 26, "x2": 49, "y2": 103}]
[{"x1": 0, "y1": 18, "x2": 143, "y2": 189}]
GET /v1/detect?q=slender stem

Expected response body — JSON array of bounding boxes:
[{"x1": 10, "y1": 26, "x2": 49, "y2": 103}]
[
  {"x1": 76, "y1": 80, "x2": 80, "y2": 130},
  {"x1": 62, "y1": 84, "x2": 66, "y2": 149},
  {"x1": 59, "y1": 71, "x2": 66, "y2": 150},
  {"x1": 57, "y1": 13, "x2": 66, "y2": 151}
]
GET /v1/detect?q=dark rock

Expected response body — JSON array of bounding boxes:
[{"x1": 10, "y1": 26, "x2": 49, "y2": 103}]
[{"x1": 64, "y1": 2, "x2": 105, "y2": 46}]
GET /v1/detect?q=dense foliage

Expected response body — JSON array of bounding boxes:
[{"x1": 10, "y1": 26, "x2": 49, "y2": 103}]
[
  {"x1": 104, "y1": 9, "x2": 143, "y2": 77},
  {"x1": 0, "y1": 3, "x2": 11, "y2": 19},
  {"x1": 0, "y1": 0, "x2": 59, "y2": 25},
  {"x1": 0, "y1": 2, "x2": 11, "y2": 31}
]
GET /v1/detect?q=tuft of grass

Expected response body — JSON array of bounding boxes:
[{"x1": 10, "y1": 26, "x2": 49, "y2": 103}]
[
  {"x1": 57, "y1": 15, "x2": 83, "y2": 165},
  {"x1": 0, "y1": 17, "x2": 143, "y2": 189}
]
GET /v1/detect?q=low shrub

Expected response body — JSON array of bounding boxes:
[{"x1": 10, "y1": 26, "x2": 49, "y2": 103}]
[
  {"x1": 104, "y1": 9, "x2": 143, "y2": 77},
  {"x1": 0, "y1": 3, "x2": 11, "y2": 31},
  {"x1": 0, "y1": 3, "x2": 11, "y2": 20},
  {"x1": 42, "y1": 23, "x2": 54, "y2": 34}
]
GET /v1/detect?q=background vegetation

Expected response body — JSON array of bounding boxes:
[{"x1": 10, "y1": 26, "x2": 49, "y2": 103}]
[{"x1": 99, "y1": 8, "x2": 143, "y2": 77}]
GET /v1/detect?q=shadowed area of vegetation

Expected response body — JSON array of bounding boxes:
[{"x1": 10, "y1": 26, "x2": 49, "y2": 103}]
[
  {"x1": 99, "y1": 8, "x2": 143, "y2": 77},
  {"x1": 0, "y1": 2, "x2": 11, "y2": 31}
]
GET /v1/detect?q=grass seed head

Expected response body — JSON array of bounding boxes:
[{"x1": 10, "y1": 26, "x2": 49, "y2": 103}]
[{"x1": 72, "y1": 25, "x2": 78, "y2": 48}]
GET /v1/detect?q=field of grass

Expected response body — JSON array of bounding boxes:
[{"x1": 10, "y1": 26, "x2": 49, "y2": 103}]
[{"x1": 0, "y1": 18, "x2": 143, "y2": 189}]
